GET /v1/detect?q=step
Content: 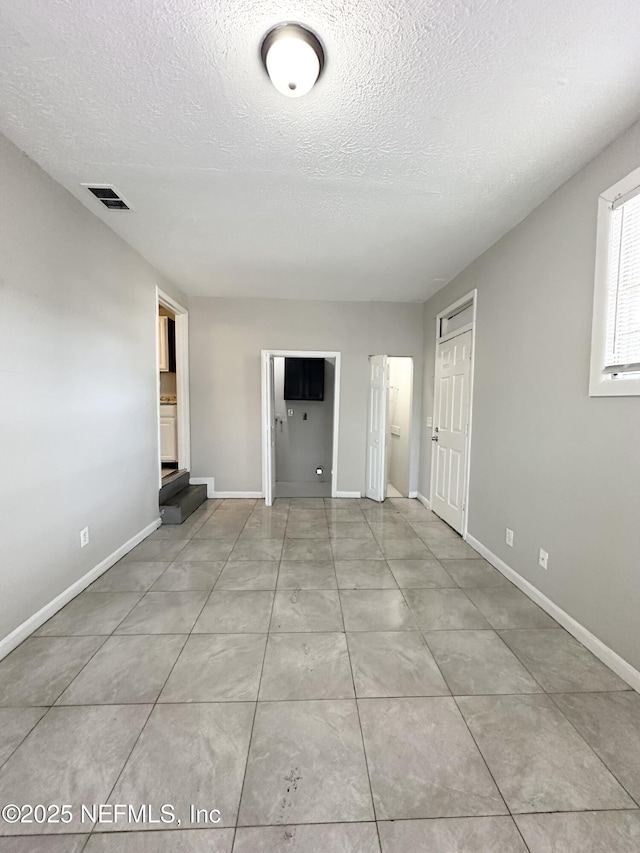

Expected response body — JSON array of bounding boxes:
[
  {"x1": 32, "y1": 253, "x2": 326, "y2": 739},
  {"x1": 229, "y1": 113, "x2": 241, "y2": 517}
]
[
  {"x1": 159, "y1": 484, "x2": 207, "y2": 525},
  {"x1": 159, "y1": 470, "x2": 190, "y2": 504}
]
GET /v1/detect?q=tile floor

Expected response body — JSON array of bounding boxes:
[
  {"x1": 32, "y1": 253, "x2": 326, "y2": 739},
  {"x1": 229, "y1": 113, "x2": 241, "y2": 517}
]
[{"x1": 0, "y1": 497, "x2": 639, "y2": 851}]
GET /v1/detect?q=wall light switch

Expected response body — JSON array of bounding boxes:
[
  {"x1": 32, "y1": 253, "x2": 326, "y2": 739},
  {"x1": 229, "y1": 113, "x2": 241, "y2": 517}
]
[
  {"x1": 426, "y1": 417, "x2": 433, "y2": 427},
  {"x1": 539, "y1": 548, "x2": 549, "y2": 570},
  {"x1": 506, "y1": 528, "x2": 514, "y2": 547},
  {"x1": 287, "y1": 409, "x2": 294, "y2": 417},
  {"x1": 80, "y1": 527, "x2": 89, "y2": 548}
]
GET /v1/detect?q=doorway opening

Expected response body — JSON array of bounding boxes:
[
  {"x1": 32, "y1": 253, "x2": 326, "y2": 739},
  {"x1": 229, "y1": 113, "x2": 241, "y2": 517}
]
[
  {"x1": 158, "y1": 302, "x2": 178, "y2": 480},
  {"x1": 387, "y1": 357, "x2": 414, "y2": 497},
  {"x1": 157, "y1": 289, "x2": 191, "y2": 488},
  {"x1": 365, "y1": 355, "x2": 415, "y2": 502},
  {"x1": 262, "y1": 350, "x2": 341, "y2": 506},
  {"x1": 430, "y1": 290, "x2": 477, "y2": 536}
]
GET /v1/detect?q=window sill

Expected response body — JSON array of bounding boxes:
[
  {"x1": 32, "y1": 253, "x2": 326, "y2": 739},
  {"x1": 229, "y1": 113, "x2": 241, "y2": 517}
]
[{"x1": 589, "y1": 373, "x2": 640, "y2": 397}]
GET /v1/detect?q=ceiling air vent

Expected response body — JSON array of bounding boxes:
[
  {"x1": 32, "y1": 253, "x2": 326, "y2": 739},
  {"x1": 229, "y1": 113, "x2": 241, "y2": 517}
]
[{"x1": 83, "y1": 184, "x2": 130, "y2": 210}]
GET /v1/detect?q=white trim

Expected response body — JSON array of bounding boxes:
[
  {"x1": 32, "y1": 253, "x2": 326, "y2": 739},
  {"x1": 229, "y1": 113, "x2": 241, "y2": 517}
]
[
  {"x1": 213, "y1": 491, "x2": 264, "y2": 499},
  {"x1": 611, "y1": 181, "x2": 640, "y2": 210},
  {"x1": 390, "y1": 356, "x2": 417, "y2": 500},
  {"x1": 336, "y1": 491, "x2": 361, "y2": 498},
  {"x1": 155, "y1": 309, "x2": 163, "y2": 487},
  {"x1": 416, "y1": 492, "x2": 431, "y2": 510},
  {"x1": 367, "y1": 354, "x2": 417, "y2": 502},
  {"x1": 438, "y1": 322, "x2": 474, "y2": 344},
  {"x1": 175, "y1": 312, "x2": 191, "y2": 470},
  {"x1": 261, "y1": 352, "x2": 274, "y2": 505},
  {"x1": 606, "y1": 165, "x2": 640, "y2": 207},
  {"x1": 157, "y1": 289, "x2": 191, "y2": 486},
  {"x1": 589, "y1": 168, "x2": 640, "y2": 397},
  {"x1": 261, "y1": 350, "x2": 342, "y2": 505},
  {"x1": 0, "y1": 519, "x2": 161, "y2": 662},
  {"x1": 332, "y1": 355, "x2": 342, "y2": 499},
  {"x1": 465, "y1": 311, "x2": 477, "y2": 540},
  {"x1": 466, "y1": 534, "x2": 640, "y2": 693},
  {"x1": 430, "y1": 290, "x2": 477, "y2": 538},
  {"x1": 435, "y1": 290, "x2": 476, "y2": 343},
  {"x1": 189, "y1": 477, "x2": 216, "y2": 499},
  {"x1": 366, "y1": 354, "x2": 389, "y2": 502}
]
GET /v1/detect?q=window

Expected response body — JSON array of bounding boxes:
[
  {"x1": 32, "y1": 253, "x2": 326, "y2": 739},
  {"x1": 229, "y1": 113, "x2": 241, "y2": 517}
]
[{"x1": 590, "y1": 167, "x2": 640, "y2": 396}]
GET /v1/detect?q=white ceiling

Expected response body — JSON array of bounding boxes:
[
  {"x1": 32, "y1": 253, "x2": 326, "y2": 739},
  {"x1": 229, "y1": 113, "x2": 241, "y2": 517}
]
[{"x1": 1, "y1": 0, "x2": 640, "y2": 302}]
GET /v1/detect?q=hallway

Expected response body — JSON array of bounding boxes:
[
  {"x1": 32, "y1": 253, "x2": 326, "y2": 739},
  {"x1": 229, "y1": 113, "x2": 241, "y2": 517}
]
[{"x1": 0, "y1": 498, "x2": 638, "y2": 851}]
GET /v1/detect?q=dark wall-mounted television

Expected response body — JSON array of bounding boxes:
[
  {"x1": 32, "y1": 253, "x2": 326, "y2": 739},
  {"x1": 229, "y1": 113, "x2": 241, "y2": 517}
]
[{"x1": 284, "y1": 358, "x2": 325, "y2": 401}]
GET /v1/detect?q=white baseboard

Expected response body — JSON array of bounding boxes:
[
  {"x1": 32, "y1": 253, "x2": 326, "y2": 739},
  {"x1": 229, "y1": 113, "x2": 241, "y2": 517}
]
[
  {"x1": 466, "y1": 534, "x2": 640, "y2": 694},
  {"x1": 335, "y1": 491, "x2": 362, "y2": 499},
  {"x1": 189, "y1": 478, "x2": 264, "y2": 502},
  {"x1": 408, "y1": 491, "x2": 418, "y2": 499},
  {"x1": 213, "y1": 491, "x2": 264, "y2": 499},
  {"x1": 189, "y1": 476, "x2": 215, "y2": 499},
  {"x1": 417, "y1": 492, "x2": 431, "y2": 510},
  {"x1": 0, "y1": 518, "x2": 161, "y2": 663}
]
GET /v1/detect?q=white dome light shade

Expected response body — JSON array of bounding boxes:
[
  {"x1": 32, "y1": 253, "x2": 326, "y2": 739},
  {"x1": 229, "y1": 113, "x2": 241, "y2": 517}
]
[
  {"x1": 261, "y1": 24, "x2": 324, "y2": 98},
  {"x1": 266, "y1": 37, "x2": 319, "y2": 97}
]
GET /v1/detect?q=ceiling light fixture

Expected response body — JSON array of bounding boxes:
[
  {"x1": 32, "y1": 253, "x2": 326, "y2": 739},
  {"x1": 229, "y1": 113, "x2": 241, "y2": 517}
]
[{"x1": 261, "y1": 23, "x2": 324, "y2": 98}]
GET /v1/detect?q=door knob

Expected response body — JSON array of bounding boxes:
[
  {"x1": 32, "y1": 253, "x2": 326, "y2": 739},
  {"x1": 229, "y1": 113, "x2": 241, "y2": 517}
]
[{"x1": 431, "y1": 435, "x2": 438, "y2": 442}]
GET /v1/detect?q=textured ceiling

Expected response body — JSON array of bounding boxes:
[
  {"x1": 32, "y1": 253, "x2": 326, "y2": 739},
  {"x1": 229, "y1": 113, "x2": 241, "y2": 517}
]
[{"x1": 1, "y1": 0, "x2": 640, "y2": 301}]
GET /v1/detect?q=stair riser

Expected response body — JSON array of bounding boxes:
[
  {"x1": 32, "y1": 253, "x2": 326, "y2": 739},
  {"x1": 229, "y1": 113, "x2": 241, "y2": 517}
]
[
  {"x1": 159, "y1": 471, "x2": 190, "y2": 504},
  {"x1": 160, "y1": 483, "x2": 207, "y2": 525}
]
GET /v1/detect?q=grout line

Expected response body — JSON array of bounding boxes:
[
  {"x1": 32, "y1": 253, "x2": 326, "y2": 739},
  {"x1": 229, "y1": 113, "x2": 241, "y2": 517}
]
[
  {"x1": 338, "y1": 558, "x2": 383, "y2": 851},
  {"x1": 366, "y1": 504, "x2": 519, "y2": 841},
  {"x1": 231, "y1": 510, "x2": 285, "y2": 849},
  {"x1": 8, "y1": 687, "x2": 636, "y2": 711},
  {"x1": 45, "y1": 635, "x2": 112, "y2": 707},
  {"x1": 0, "y1": 705, "x2": 52, "y2": 776},
  {"x1": 544, "y1": 692, "x2": 640, "y2": 809},
  {"x1": 3, "y1": 809, "x2": 640, "y2": 841},
  {"x1": 88, "y1": 636, "x2": 202, "y2": 837},
  {"x1": 512, "y1": 815, "x2": 534, "y2": 852},
  {"x1": 28, "y1": 623, "x2": 574, "y2": 637},
  {"x1": 451, "y1": 693, "x2": 512, "y2": 815},
  {"x1": 85, "y1": 702, "x2": 155, "y2": 838},
  {"x1": 85, "y1": 503, "x2": 252, "y2": 841},
  {"x1": 79, "y1": 825, "x2": 91, "y2": 851},
  {"x1": 7, "y1": 498, "x2": 638, "y2": 844}
]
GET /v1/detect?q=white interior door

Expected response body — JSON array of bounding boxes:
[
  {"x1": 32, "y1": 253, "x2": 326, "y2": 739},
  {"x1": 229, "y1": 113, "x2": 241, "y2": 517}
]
[
  {"x1": 431, "y1": 330, "x2": 472, "y2": 533},
  {"x1": 263, "y1": 354, "x2": 277, "y2": 506},
  {"x1": 365, "y1": 355, "x2": 388, "y2": 502}
]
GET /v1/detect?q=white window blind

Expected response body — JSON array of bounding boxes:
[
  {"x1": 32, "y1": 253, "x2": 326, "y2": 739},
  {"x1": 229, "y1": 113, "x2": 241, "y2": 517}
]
[{"x1": 604, "y1": 190, "x2": 640, "y2": 373}]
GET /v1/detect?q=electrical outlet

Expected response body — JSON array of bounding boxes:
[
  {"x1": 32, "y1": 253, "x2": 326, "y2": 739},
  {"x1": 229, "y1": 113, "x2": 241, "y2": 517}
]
[
  {"x1": 80, "y1": 527, "x2": 89, "y2": 548},
  {"x1": 539, "y1": 548, "x2": 548, "y2": 570},
  {"x1": 506, "y1": 528, "x2": 514, "y2": 547}
]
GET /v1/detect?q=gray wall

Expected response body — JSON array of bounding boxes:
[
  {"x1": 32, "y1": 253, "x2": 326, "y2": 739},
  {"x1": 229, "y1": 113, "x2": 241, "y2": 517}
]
[
  {"x1": 420, "y1": 119, "x2": 640, "y2": 671},
  {"x1": 274, "y1": 357, "x2": 335, "y2": 484},
  {"x1": 0, "y1": 132, "x2": 182, "y2": 646},
  {"x1": 189, "y1": 299, "x2": 424, "y2": 495}
]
